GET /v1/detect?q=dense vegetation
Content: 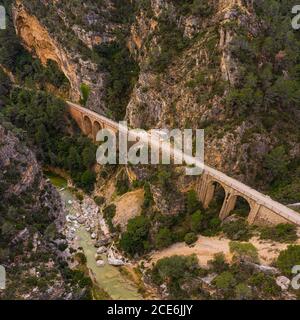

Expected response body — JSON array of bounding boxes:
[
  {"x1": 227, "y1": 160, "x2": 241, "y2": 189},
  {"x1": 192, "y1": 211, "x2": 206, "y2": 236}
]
[
  {"x1": 0, "y1": 125, "x2": 92, "y2": 300},
  {"x1": 224, "y1": 0, "x2": 300, "y2": 201},
  {"x1": 117, "y1": 175, "x2": 298, "y2": 259},
  {"x1": 94, "y1": 41, "x2": 139, "y2": 120},
  {"x1": 0, "y1": 88, "x2": 96, "y2": 192},
  {"x1": 150, "y1": 255, "x2": 200, "y2": 299},
  {"x1": 149, "y1": 243, "x2": 300, "y2": 300}
]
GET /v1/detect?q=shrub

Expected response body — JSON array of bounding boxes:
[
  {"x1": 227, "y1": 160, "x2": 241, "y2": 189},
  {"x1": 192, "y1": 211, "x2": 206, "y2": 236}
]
[
  {"x1": 190, "y1": 210, "x2": 202, "y2": 233},
  {"x1": 222, "y1": 219, "x2": 252, "y2": 241},
  {"x1": 142, "y1": 182, "x2": 154, "y2": 209},
  {"x1": 235, "y1": 283, "x2": 252, "y2": 300},
  {"x1": 186, "y1": 190, "x2": 201, "y2": 214},
  {"x1": 103, "y1": 204, "x2": 116, "y2": 232},
  {"x1": 94, "y1": 196, "x2": 105, "y2": 206},
  {"x1": 260, "y1": 224, "x2": 297, "y2": 243},
  {"x1": 248, "y1": 272, "x2": 281, "y2": 297},
  {"x1": 276, "y1": 245, "x2": 300, "y2": 276},
  {"x1": 229, "y1": 241, "x2": 259, "y2": 263},
  {"x1": 80, "y1": 170, "x2": 96, "y2": 193},
  {"x1": 155, "y1": 228, "x2": 173, "y2": 249},
  {"x1": 115, "y1": 178, "x2": 130, "y2": 196},
  {"x1": 76, "y1": 252, "x2": 87, "y2": 265},
  {"x1": 80, "y1": 83, "x2": 91, "y2": 106},
  {"x1": 184, "y1": 232, "x2": 198, "y2": 245},
  {"x1": 150, "y1": 255, "x2": 199, "y2": 299},
  {"x1": 208, "y1": 253, "x2": 230, "y2": 273},
  {"x1": 58, "y1": 243, "x2": 68, "y2": 252},
  {"x1": 264, "y1": 146, "x2": 289, "y2": 181},
  {"x1": 119, "y1": 216, "x2": 150, "y2": 256},
  {"x1": 75, "y1": 192, "x2": 84, "y2": 202},
  {"x1": 214, "y1": 271, "x2": 236, "y2": 290}
]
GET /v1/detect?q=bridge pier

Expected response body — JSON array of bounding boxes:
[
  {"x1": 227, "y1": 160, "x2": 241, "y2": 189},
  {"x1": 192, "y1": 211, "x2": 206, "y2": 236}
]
[
  {"x1": 247, "y1": 203, "x2": 261, "y2": 225},
  {"x1": 197, "y1": 173, "x2": 212, "y2": 207},
  {"x1": 219, "y1": 192, "x2": 237, "y2": 220}
]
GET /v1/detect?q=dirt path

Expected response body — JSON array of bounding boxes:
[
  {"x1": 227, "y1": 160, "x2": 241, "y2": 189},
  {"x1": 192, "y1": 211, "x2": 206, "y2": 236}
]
[{"x1": 148, "y1": 236, "x2": 295, "y2": 268}]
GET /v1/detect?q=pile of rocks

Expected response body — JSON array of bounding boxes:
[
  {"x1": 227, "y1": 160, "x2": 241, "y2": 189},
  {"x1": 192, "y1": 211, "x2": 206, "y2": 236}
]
[{"x1": 63, "y1": 194, "x2": 128, "y2": 268}]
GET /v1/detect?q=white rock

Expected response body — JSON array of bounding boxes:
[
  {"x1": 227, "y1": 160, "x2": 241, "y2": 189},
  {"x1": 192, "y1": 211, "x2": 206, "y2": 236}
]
[
  {"x1": 68, "y1": 200, "x2": 73, "y2": 205},
  {"x1": 276, "y1": 276, "x2": 291, "y2": 291},
  {"x1": 97, "y1": 246, "x2": 107, "y2": 254},
  {"x1": 108, "y1": 258, "x2": 124, "y2": 266},
  {"x1": 91, "y1": 233, "x2": 97, "y2": 239},
  {"x1": 96, "y1": 260, "x2": 105, "y2": 267},
  {"x1": 201, "y1": 273, "x2": 218, "y2": 285},
  {"x1": 244, "y1": 262, "x2": 279, "y2": 275}
]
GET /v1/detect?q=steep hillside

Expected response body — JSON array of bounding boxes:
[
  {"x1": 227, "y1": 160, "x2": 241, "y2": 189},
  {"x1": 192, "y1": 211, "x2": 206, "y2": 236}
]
[
  {"x1": 6, "y1": 0, "x2": 299, "y2": 203},
  {"x1": 0, "y1": 0, "x2": 300, "y2": 301},
  {"x1": 0, "y1": 123, "x2": 90, "y2": 299}
]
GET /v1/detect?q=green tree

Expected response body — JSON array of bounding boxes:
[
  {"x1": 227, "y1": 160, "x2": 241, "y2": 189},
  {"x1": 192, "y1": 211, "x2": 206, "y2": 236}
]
[
  {"x1": 80, "y1": 83, "x2": 91, "y2": 106},
  {"x1": 264, "y1": 146, "x2": 289, "y2": 181},
  {"x1": 214, "y1": 271, "x2": 236, "y2": 290},
  {"x1": 155, "y1": 227, "x2": 173, "y2": 249},
  {"x1": 208, "y1": 253, "x2": 229, "y2": 273},
  {"x1": 35, "y1": 124, "x2": 49, "y2": 146},
  {"x1": 229, "y1": 241, "x2": 259, "y2": 264},
  {"x1": 190, "y1": 210, "x2": 202, "y2": 232},
  {"x1": 82, "y1": 146, "x2": 96, "y2": 168},
  {"x1": 67, "y1": 147, "x2": 81, "y2": 171},
  {"x1": 186, "y1": 190, "x2": 201, "y2": 214},
  {"x1": 276, "y1": 245, "x2": 300, "y2": 276},
  {"x1": 119, "y1": 216, "x2": 150, "y2": 256},
  {"x1": 80, "y1": 170, "x2": 96, "y2": 193},
  {"x1": 235, "y1": 283, "x2": 252, "y2": 300},
  {"x1": 151, "y1": 255, "x2": 199, "y2": 299},
  {"x1": 184, "y1": 232, "x2": 198, "y2": 245}
]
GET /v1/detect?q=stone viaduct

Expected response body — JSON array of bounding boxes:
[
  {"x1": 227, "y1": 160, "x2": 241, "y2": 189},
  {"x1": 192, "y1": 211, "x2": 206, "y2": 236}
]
[
  {"x1": 67, "y1": 101, "x2": 118, "y2": 141},
  {"x1": 67, "y1": 101, "x2": 300, "y2": 227}
]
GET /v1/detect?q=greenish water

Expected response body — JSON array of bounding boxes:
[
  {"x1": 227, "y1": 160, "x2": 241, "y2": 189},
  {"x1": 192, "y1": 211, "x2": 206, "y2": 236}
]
[
  {"x1": 76, "y1": 228, "x2": 141, "y2": 300},
  {"x1": 46, "y1": 171, "x2": 142, "y2": 300},
  {"x1": 45, "y1": 171, "x2": 68, "y2": 189}
]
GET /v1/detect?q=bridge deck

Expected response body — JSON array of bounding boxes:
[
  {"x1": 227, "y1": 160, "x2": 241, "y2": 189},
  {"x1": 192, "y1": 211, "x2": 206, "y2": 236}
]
[{"x1": 66, "y1": 101, "x2": 300, "y2": 225}]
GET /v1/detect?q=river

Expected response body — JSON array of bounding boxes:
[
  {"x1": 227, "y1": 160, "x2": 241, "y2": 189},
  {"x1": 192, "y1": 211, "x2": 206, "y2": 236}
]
[{"x1": 46, "y1": 172, "x2": 142, "y2": 300}]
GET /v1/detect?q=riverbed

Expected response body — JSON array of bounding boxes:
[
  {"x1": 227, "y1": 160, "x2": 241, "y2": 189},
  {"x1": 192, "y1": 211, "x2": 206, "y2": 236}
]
[{"x1": 46, "y1": 172, "x2": 142, "y2": 300}]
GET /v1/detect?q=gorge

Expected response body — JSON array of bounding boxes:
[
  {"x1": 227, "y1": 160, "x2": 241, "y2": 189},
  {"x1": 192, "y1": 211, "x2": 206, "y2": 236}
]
[{"x1": 1, "y1": 0, "x2": 300, "y2": 301}]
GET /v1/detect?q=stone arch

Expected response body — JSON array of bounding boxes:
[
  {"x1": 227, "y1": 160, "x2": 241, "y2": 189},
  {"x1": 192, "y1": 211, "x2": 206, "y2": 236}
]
[
  {"x1": 93, "y1": 121, "x2": 102, "y2": 142},
  {"x1": 203, "y1": 179, "x2": 227, "y2": 209},
  {"x1": 219, "y1": 192, "x2": 253, "y2": 221},
  {"x1": 232, "y1": 196, "x2": 252, "y2": 218},
  {"x1": 83, "y1": 116, "x2": 93, "y2": 137}
]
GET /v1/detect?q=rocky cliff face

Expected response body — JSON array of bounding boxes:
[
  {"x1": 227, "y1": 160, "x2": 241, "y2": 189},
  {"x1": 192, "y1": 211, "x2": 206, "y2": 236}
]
[
  {"x1": 125, "y1": 1, "x2": 254, "y2": 179},
  {"x1": 8, "y1": 0, "x2": 300, "y2": 195},
  {"x1": 12, "y1": 1, "x2": 80, "y2": 100},
  {"x1": 12, "y1": 0, "x2": 106, "y2": 111},
  {"x1": 0, "y1": 124, "x2": 81, "y2": 299}
]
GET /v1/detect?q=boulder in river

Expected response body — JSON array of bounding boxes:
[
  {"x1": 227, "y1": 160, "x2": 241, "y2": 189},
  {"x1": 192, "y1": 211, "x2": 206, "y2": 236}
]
[
  {"x1": 97, "y1": 246, "x2": 107, "y2": 254},
  {"x1": 108, "y1": 258, "x2": 124, "y2": 266},
  {"x1": 96, "y1": 260, "x2": 105, "y2": 267}
]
